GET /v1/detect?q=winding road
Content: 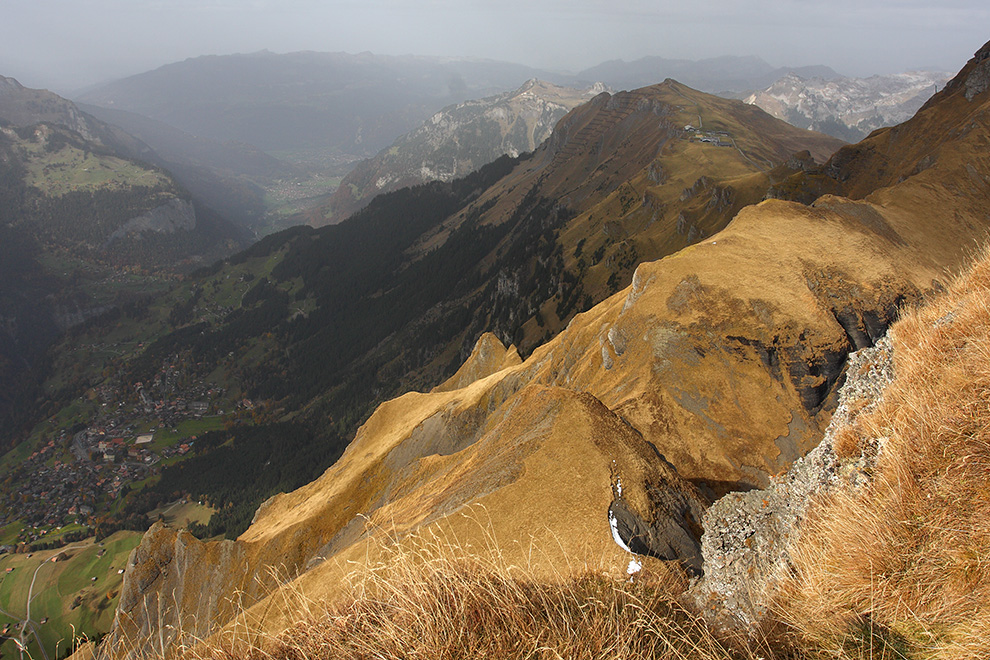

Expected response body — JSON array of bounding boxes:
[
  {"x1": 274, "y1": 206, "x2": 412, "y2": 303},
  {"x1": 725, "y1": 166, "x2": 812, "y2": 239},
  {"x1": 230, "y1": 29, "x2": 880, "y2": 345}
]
[{"x1": 10, "y1": 540, "x2": 90, "y2": 660}]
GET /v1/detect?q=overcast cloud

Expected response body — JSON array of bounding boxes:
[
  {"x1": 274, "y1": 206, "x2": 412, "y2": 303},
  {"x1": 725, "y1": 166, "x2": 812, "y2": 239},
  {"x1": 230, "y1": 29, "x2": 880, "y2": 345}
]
[{"x1": 1, "y1": 0, "x2": 987, "y2": 93}]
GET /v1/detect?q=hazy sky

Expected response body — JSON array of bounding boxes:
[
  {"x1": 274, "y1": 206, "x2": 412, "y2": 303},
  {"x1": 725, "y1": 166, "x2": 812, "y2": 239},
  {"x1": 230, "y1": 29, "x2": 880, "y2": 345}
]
[{"x1": 2, "y1": 0, "x2": 988, "y2": 94}]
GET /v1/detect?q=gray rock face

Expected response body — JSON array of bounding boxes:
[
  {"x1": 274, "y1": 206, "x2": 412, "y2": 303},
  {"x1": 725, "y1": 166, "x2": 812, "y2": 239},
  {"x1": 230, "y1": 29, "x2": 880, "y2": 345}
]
[
  {"x1": 964, "y1": 44, "x2": 990, "y2": 101},
  {"x1": 690, "y1": 336, "x2": 894, "y2": 628},
  {"x1": 609, "y1": 487, "x2": 706, "y2": 573},
  {"x1": 99, "y1": 523, "x2": 251, "y2": 660}
]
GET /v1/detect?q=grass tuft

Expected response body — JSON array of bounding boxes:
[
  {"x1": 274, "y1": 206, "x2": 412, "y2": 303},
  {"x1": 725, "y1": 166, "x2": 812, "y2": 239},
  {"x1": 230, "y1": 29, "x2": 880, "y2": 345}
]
[
  {"x1": 183, "y1": 537, "x2": 775, "y2": 660},
  {"x1": 772, "y1": 246, "x2": 990, "y2": 659}
]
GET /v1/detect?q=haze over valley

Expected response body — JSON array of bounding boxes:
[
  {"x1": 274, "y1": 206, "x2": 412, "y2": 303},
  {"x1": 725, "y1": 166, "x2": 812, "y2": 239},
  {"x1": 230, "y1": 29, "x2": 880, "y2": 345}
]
[{"x1": 2, "y1": 3, "x2": 990, "y2": 659}]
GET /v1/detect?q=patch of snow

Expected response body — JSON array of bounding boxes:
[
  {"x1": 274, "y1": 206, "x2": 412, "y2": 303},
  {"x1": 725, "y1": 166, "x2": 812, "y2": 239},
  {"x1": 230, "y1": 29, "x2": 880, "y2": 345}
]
[
  {"x1": 627, "y1": 559, "x2": 642, "y2": 575},
  {"x1": 616, "y1": 477, "x2": 623, "y2": 496},
  {"x1": 608, "y1": 509, "x2": 632, "y2": 552}
]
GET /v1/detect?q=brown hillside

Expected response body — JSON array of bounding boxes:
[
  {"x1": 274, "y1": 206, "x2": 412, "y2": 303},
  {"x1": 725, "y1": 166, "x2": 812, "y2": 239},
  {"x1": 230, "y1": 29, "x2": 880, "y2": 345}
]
[
  {"x1": 763, "y1": 242, "x2": 990, "y2": 658},
  {"x1": 769, "y1": 39, "x2": 990, "y2": 207},
  {"x1": 99, "y1": 47, "x2": 990, "y2": 659},
  {"x1": 396, "y1": 79, "x2": 844, "y2": 353}
]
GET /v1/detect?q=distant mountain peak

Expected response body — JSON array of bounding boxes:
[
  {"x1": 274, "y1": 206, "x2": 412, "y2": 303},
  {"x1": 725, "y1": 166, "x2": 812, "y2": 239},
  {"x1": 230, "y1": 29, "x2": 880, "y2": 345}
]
[
  {"x1": 312, "y1": 78, "x2": 608, "y2": 225},
  {"x1": 0, "y1": 74, "x2": 25, "y2": 93},
  {"x1": 745, "y1": 69, "x2": 951, "y2": 141}
]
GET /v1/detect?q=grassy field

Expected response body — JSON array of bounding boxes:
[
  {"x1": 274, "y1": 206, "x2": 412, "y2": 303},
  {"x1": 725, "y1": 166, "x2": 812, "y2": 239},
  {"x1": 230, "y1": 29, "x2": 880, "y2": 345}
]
[
  {"x1": 0, "y1": 531, "x2": 142, "y2": 660},
  {"x1": 147, "y1": 499, "x2": 215, "y2": 528},
  {"x1": 22, "y1": 142, "x2": 169, "y2": 198},
  {"x1": 150, "y1": 417, "x2": 226, "y2": 450}
]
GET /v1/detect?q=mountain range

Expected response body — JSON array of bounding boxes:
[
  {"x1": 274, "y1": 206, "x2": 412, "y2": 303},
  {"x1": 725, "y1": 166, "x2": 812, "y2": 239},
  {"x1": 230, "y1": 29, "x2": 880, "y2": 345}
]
[
  {"x1": 87, "y1": 40, "x2": 990, "y2": 657},
  {"x1": 576, "y1": 55, "x2": 841, "y2": 94},
  {"x1": 75, "y1": 51, "x2": 572, "y2": 156},
  {"x1": 69, "y1": 51, "x2": 952, "y2": 238},
  {"x1": 2, "y1": 41, "x2": 990, "y2": 659}
]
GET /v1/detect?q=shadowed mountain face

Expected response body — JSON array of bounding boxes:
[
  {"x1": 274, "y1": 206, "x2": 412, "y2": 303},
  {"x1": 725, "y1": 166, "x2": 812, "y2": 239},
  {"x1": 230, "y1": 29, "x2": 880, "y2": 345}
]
[
  {"x1": 0, "y1": 75, "x2": 246, "y2": 265},
  {"x1": 93, "y1": 42, "x2": 990, "y2": 658},
  {"x1": 0, "y1": 76, "x2": 246, "y2": 443}
]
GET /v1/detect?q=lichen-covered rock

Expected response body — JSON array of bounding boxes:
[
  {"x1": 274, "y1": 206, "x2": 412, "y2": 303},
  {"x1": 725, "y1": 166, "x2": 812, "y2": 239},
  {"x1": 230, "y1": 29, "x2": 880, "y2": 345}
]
[{"x1": 690, "y1": 336, "x2": 894, "y2": 628}]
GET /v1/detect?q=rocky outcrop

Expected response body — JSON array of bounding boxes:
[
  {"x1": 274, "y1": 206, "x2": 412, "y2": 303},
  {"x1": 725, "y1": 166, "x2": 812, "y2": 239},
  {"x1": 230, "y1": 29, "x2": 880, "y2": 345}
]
[
  {"x1": 609, "y1": 467, "x2": 707, "y2": 572},
  {"x1": 432, "y1": 332, "x2": 521, "y2": 393},
  {"x1": 100, "y1": 524, "x2": 253, "y2": 660},
  {"x1": 690, "y1": 337, "x2": 894, "y2": 628},
  {"x1": 964, "y1": 40, "x2": 990, "y2": 100}
]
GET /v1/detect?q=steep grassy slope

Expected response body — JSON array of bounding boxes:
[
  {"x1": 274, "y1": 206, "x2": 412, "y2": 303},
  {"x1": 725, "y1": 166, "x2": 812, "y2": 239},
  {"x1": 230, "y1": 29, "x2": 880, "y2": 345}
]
[
  {"x1": 774, "y1": 247, "x2": 990, "y2": 658},
  {"x1": 97, "y1": 43, "x2": 990, "y2": 658},
  {"x1": 158, "y1": 79, "x2": 843, "y2": 392}
]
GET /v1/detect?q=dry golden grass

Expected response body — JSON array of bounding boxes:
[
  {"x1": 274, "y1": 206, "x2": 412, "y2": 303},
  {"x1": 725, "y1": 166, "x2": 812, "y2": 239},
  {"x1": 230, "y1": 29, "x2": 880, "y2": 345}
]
[
  {"x1": 774, "y1": 248, "x2": 990, "y2": 659},
  {"x1": 174, "y1": 534, "x2": 783, "y2": 660}
]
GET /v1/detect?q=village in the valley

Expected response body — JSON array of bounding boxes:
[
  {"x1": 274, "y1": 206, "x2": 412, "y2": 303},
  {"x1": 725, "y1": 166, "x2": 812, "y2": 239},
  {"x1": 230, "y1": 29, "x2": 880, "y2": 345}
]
[{"x1": 0, "y1": 349, "x2": 257, "y2": 552}]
